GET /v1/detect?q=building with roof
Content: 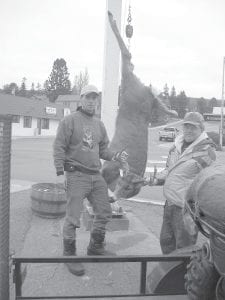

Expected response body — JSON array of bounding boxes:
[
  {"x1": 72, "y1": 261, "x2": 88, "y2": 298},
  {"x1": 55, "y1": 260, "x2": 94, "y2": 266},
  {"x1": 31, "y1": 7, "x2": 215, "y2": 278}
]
[
  {"x1": 0, "y1": 94, "x2": 64, "y2": 136},
  {"x1": 55, "y1": 93, "x2": 101, "y2": 118},
  {"x1": 55, "y1": 94, "x2": 81, "y2": 112},
  {"x1": 203, "y1": 107, "x2": 225, "y2": 121}
]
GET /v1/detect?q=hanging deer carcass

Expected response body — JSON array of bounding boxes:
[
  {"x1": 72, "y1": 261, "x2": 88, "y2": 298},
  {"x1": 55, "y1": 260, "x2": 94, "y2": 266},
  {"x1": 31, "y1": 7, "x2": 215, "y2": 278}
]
[{"x1": 102, "y1": 11, "x2": 177, "y2": 200}]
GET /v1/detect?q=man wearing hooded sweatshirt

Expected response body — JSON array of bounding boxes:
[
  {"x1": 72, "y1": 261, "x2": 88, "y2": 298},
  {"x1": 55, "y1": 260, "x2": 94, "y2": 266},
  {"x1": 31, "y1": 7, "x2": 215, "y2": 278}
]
[
  {"x1": 152, "y1": 112, "x2": 216, "y2": 254},
  {"x1": 53, "y1": 84, "x2": 127, "y2": 276}
]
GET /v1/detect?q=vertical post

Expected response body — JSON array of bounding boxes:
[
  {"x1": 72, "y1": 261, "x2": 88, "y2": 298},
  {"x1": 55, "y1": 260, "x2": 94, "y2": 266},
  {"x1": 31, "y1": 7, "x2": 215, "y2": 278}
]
[
  {"x1": 219, "y1": 57, "x2": 225, "y2": 149},
  {"x1": 14, "y1": 262, "x2": 22, "y2": 297},
  {"x1": 101, "y1": 0, "x2": 122, "y2": 140},
  {"x1": 140, "y1": 261, "x2": 147, "y2": 295},
  {"x1": 0, "y1": 115, "x2": 12, "y2": 300}
]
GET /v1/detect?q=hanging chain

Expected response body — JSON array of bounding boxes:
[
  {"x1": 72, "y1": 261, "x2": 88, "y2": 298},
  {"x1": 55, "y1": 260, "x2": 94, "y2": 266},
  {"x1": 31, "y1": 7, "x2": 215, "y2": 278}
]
[
  {"x1": 127, "y1": 5, "x2": 132, "y2": 25},
  {"x1": 127, "y1": 5, "x2": 132, "y2": 50}
]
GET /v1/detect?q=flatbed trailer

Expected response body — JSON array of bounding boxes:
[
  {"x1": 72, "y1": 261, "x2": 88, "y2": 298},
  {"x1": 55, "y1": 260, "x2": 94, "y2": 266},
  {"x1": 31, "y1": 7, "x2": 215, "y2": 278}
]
[{"x1": 13, "y1": 254, "x2": 190, "y2": 299}]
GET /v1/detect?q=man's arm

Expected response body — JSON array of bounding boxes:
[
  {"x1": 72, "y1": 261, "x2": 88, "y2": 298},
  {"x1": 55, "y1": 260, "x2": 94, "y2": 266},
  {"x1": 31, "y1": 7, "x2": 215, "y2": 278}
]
[
  {"x1": 53, "y1": 117, "x2": 73, "y2": 175},
  {"x1": 99, "y1": 121, "x2": 129, "y2": 170},
  {"x1": 150, "y1": 146, "x2": 175, "y2": 185},
  {"x1": 192, "y1": 145, "x2": 216, "y2": 170},
  {"x1": 98, "y1": 121, "x2": 115, "y2": 161}
]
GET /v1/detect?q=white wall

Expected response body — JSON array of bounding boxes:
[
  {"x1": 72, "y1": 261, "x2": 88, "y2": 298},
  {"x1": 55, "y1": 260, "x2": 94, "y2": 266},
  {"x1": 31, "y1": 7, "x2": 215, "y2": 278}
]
[
  {"x1": 11, "y1": 116, "x2": 59, "y2": 137},
  {"x1": 213, "y1": 107, "x2": 225, "y2": 114},
  {"x1": 41, "y1": 119, "x2": 59, "y2": 136},
  {"x1": 12, "y1": 116, "x2": 37, "y2": 136}
]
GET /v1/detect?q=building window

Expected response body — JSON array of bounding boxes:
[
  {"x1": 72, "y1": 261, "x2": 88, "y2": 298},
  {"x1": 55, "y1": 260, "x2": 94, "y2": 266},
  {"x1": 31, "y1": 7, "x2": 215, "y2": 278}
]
[
  {"x1": 41, "y1": 118, "x2": 49, "y2": 129},
  {"x1": 12, "y1": 115, "x2": 20, "y2": 123},
  {"x1": 63, "y1": 101, "x2": 70, "y2": 107},
  {"x1": 23, "y1": 116, "x2": 32, "y2": 128}
]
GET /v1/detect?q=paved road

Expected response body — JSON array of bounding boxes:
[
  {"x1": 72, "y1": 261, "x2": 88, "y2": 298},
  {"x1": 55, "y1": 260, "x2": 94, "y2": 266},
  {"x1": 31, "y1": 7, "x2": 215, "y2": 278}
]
[{"x1": 11, "y1": 120, "x2": 221, "y2": 202}]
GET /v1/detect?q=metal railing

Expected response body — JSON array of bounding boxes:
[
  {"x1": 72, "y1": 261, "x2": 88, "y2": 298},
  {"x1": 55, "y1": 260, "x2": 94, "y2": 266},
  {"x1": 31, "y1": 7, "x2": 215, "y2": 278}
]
[
  {"x1": 13, "y1": 254, "x2": 190, "y2": 299},
  {"x1": 0, "y1": 115, "x2": 12, "y2": 300}
]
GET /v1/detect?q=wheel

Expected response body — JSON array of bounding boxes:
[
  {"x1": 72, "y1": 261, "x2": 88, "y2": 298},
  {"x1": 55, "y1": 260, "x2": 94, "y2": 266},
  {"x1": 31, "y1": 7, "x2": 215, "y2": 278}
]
[{"x1": 184, "y1": 244, "x2": 219, "y2": 300}]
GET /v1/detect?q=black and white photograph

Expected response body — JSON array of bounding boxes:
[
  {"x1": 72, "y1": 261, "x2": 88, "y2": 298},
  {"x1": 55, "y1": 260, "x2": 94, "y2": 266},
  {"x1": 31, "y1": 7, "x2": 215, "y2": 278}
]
[{"x1": 1, "y1": 0, "x2": 225, "y2": 299}]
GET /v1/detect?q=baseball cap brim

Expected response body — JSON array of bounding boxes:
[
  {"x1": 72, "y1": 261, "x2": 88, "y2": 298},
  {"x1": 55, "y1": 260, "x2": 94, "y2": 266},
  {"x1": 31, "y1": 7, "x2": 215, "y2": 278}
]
[
  {"x1": 80, "y1": 85, "x2": 99, "y2": 97},
  {"x1": 82, "y1": 91, "x2": 99, "y2": 96},
  {"x1": 183, "y1": 121, "x2": 201, "y2": 127}
]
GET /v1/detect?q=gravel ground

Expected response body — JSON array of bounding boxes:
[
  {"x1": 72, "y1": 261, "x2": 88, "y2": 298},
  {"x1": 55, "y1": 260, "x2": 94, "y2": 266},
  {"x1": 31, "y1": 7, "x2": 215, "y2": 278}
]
[
  {"x1": 10, "y1": 149, "x2": 225, "y2": 256},
  {"x1": 8, "y1": 150, "x2": 225, "y2": 299},
  {"x1": 120, "y1": 200, "x2": 163, "y2": 240}
]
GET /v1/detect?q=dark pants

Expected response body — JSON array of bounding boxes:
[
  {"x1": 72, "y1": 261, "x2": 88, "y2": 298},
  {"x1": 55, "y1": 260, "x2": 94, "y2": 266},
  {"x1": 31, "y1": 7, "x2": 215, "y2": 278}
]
[
  {"x1": 63, "y1": 171, "x2": 112, "y2": 241},
  {"x1": 160, "y1": 201, "x2": 198, "y2": 254}
]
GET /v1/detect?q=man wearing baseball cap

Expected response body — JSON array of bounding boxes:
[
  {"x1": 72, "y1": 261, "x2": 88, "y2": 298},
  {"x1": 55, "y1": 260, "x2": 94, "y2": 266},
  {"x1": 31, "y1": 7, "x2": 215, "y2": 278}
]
[
  {"x1": 151, "y1": 111, "x2": 216, "y2": 254},
  {"x1": 53, "y1": 84, "x2": 128, "y2": 276}
]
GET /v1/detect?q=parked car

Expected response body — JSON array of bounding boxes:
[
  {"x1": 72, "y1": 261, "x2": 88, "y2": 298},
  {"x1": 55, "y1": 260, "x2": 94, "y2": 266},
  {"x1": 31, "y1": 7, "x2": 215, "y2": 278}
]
[{"x1": 159, "y1": 127, "x2": 179, "y2": 142}]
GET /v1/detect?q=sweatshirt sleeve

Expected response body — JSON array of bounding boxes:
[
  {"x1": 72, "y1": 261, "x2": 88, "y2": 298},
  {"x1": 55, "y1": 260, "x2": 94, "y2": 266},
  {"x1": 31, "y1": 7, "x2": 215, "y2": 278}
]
[
  {"x1": 53, "y1": 116, "x2": 73, "y2": 175},
  {"x1": 155, "y1": 146, "x2": 173, "y2": 185},
  {"x1": 99, "y1": 121, "x2": 115, "y2": 161}
]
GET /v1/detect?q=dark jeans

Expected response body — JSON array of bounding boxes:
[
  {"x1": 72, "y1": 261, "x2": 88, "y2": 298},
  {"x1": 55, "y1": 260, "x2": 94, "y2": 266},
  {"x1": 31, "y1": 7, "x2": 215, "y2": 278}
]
[
  {"x1": 160, "y1": 201, "x2": 198, "y2": 254},
  {"x1": 63, "y1": 171, "x2": 112, "y2": 240}
]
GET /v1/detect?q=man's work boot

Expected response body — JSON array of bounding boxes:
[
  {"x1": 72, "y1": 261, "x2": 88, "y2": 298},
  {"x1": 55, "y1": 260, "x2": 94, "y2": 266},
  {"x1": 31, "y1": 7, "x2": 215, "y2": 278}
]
[
  {"x1": 87, "y1": 230, "x2": 116, "y2": 256},
  {"x1": 63, "y1": 239, "x2": 85, "y2": 276}
]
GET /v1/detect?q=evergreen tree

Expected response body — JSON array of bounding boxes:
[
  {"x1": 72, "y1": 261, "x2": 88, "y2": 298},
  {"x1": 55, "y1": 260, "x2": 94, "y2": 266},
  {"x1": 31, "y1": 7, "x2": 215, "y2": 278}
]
[
  {"x1": 176, "y1": 90, "x2": 189, "y2": 118},
  {"x1": 19, "y1": 77, "x2": 27, "y2": 97},
  {"x1": 31, "y1": 82, "x2": 35, "y2": 91},
  {"x1": 169, "y1": 86, "x2": 177, "y2": 111},
  {"x1": 197, "y1": 97, "x2": 207, "y2": 114},
  {"x1": 170, "y1": 86, "x2": 176, "y2": 98},
  {"x1": 163, "y1": 83, "x2": 169, "y2": 99},
  {"x1": 47, "y1": 58, "x2": 71, "y2": 102},
  {"x1": 162, "y1": 83, "x2": 170, "y2": 108},
  {"x1": 28, "y1": 82, "x2": 36, "y2": 97}
]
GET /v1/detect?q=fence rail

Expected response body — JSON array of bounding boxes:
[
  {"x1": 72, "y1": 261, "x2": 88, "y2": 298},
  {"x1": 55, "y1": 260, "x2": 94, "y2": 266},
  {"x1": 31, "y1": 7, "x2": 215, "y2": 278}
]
[{"x1": 13, "y1": 254, "x2": 190, "y2": 299}]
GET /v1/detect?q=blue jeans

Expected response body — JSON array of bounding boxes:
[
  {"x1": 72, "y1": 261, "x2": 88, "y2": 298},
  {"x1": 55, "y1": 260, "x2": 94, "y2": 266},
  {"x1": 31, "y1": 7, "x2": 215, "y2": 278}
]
[
  {"x1": 160, "y1": 201, "x2": 198, "y2": 254},
  {"x1": 63, "y1": 171, "x2": 112, "y2": 240}
]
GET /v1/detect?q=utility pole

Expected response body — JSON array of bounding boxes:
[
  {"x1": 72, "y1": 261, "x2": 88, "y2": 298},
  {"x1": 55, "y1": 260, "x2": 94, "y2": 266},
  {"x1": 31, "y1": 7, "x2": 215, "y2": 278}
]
[
  {"x1": 101, "y1": 0, "x2": 122, "y2": 140},
  {"x1": 219, "y1": 57, "x2": 225, "y2": 149}
]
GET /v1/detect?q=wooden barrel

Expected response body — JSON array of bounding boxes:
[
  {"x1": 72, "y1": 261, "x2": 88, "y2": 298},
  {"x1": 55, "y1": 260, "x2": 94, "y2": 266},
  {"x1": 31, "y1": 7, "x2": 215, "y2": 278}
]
[{"x1": 31, "y1": 183, "x2": 66, "y2": 218}]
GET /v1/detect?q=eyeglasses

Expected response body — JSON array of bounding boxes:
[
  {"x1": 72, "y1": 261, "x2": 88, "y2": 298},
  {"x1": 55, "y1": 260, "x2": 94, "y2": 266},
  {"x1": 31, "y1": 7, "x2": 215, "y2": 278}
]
[{"x1": 185, "y1": 198, "x2": 225, "y2": 242}]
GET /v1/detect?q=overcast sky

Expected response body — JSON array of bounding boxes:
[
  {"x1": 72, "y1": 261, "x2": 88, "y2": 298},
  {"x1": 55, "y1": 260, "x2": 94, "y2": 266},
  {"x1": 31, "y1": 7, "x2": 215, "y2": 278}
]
[{"x1": 1, "y1": 0, "x2": 225, "y2": 99}]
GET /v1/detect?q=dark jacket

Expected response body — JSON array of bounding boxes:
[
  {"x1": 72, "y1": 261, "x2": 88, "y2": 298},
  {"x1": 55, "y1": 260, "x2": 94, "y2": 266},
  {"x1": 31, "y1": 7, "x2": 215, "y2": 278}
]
[{"x1": 53, "y1": 110, "x2": 115, "y2": 175}]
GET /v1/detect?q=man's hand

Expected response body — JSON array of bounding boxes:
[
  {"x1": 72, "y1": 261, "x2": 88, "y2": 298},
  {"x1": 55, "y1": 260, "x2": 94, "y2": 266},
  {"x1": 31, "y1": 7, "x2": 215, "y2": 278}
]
[
  {"x1": 113, "y1": 150, "x2": 128, "y2": 163},
  {"x1": 55, "y1": 174, "x2": 65, "y2": 189},
  {"x1": 113, "y1": 150, "x2": 129, "y2": 176},
  {"x1": 144, "y1": 173, "x2": 158, "y2": 186},
  {"x1": 146, "y1": 165, "x2": 158, "y2": 186}
]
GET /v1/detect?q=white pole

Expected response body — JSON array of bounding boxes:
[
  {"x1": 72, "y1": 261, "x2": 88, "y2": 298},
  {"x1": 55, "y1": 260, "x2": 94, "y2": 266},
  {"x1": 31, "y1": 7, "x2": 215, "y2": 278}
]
[
  {"x1": 220, "y1": 57, "x2": 225, "y2": 149},
  {"x1": 101, "y1": 0, "x2": 122, "y2": 140}
]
